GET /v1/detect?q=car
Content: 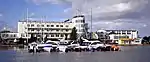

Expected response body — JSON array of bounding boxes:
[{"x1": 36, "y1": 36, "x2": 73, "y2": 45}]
[
  {"x1": 43, "y1": 40, "x2": 59, "y2": 52},
  {"x1": 88, "y1": 42, "x2": 104, "y2": 51},
  {"x1": 57, "y1": 41, "x2": 69, "y2": 52},
  {"x1": 74, "y1": 41, "x2": 91, "y2": 52}
]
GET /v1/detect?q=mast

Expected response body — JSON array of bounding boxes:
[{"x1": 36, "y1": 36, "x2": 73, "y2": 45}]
[
  {"x1": 26, "y1": 8, "x2": 29, "y2": 43},
  {"x1": 90, "y1": 8, "x2": 93, "y2": 39},
  {"x1": 40, "y1": 16, "x2": 43, "y2": 42},
  {"x1": 42, "y1": 16, "x2": 45, "y2": 42}
]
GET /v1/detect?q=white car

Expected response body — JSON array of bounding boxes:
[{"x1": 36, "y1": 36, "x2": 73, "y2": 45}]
[
  {"x1": 43, "y1": 40, "x2": 59, "y2": 52},
  {"x1": 57, "y1": 41, "x2": 80, "y2": 52},
  {"x1": 57, "y1": 41, "x2": 69, "y2": 52},
  {"x1": 74, "y1": 42, "x2": 91, "y2": 51}
]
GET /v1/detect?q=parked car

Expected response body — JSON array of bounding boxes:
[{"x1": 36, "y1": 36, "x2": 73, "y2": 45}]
[{"x1": 43, "y1": 40, "x2": 59, "y2": 52}]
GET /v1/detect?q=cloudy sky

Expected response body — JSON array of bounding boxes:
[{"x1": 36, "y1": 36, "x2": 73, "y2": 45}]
[{"x1": 0, "y1": 0, "x2": 150, "y2": 37}]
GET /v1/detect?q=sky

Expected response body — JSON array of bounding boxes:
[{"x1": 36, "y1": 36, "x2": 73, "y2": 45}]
[{"x1": 0, "y1": 0, "x2": 150, "y2": 37}]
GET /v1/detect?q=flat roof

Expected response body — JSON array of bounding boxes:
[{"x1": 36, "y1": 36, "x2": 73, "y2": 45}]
[
  {"x1": 105, "y1": 30, "x2": 137, "y2": 31},
  {"x1": 18, "y1": 20, "x2": 72, "y2": 23}
]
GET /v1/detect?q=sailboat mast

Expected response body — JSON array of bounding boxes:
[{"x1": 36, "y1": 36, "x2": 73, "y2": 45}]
[
  {"x1": 90, "y1": 8, "x2": 93, "y2": 39},
  {"x1": 26, "y1": 8, "x2": 29, "y2": 43}
]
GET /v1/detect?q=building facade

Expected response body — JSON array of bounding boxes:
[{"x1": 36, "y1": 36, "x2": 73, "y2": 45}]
[
  {"x1": 97, "y1": 30, "x2": 139, "y2": 44},
  {"x1": 18, "y1": 15, "x2": 88, "y2": 40},
  {"x1": 0, "y1": 32, "x2": 20, "y2": 43}
]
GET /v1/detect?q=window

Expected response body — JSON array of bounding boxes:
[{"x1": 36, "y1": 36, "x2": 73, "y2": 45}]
[
  {"x1": 56, "y1": 34, "x2": 59, "y2": 37},
  {"x1": 37, "y1": 24, "x2": 40, "y2": 27},
  {"x1": 91, "y1": 42, "x2": 102, "y2": 45},
  {"x1": 114, "y1": 36, "x2": 119, "y2": 39},
  {"x1": 135, "y1": 41, "x2": 139, "y2": 42},
  {"x1": 41, "y1": 25, "x2": 44, "y2": 27},
  {"x1": 27, "y1": 24, "x2": 30, "y2": 27},
  {"x1": 61, "y1": 34, "x2": 64, "y2": 37},
  {"x1": 6, "y1": 34, "x2": 8, "y2": 37},
  {"x1": 122, "y1": 33, "x2": 126, "y2": 34},
  {"x1": 56, "y1": 25, "x2": 59, "y2": 27},
  {"x1": 51, "y1": 25, "x2": 54, "y2": 27},
  {"x1": 56, "y1": 30, "x2": 59, "y2": 32},
  {"x1": 81, "y1": 24, "x2": 84, "y2": 27},
  {"x1": 11, "y1": 35, "x2": 13, "y2": 37},
  {"x1": 31, "y1": 29, "x2": 34, "y2": 31},
  {"x1": 31, "y1": 24, "x2": 34, "y2": 27},
  {"x1": 66, "y1": 29, "x2": 68, "y2": 32},
  {"x1": 2, "y1": 34, "x2": 5, "y2": 37},
  {"x1": 51, "y1": 34, "x2": 54, "y2": 37},
  {"x1": 47, "y1": 25, "x2": 50, "y2": 27},
  {"x1": 66, "y1": 25, "x2": 68, "y2": 27},
  {"x1": 60, "y1": 25, "x2": 63, "y2": 27},
  {"x1": 14, "y1": 35, "x2": 16, "y2": 37}
]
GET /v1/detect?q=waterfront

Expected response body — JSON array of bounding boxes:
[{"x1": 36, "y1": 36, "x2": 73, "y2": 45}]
[{"x1": 0, "y1": 46, "x2": 150, "y2": 62}]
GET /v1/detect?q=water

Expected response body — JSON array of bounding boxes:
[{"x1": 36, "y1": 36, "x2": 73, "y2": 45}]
[{"x1": 0, "y1": 46, "x2": 150, "y2": 62}]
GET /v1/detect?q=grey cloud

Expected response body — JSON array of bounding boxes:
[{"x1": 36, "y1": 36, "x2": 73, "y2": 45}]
[{"x1": 30, "y1": 0, "x2": 150, "y2": 36}]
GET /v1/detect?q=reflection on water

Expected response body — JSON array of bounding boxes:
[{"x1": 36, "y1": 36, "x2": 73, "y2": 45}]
[{"x1": 0, "y1": 46, "x2": 150, "y2": 62}]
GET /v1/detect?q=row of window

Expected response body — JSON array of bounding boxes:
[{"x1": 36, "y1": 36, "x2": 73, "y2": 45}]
[
  {"x1": 115, "y1": 32, "x2": 131, "y2": 34},
  {"x1": 1, "y1": 34, "x2": 17, "y2": 38},
  {"x1": 21, "y1": 34, "x2": 69, "y2": 37},
  {"x1": 28, "y1": 29, "x2": 70, "y2": 32},
  {"x1": 27, "y1": 24, "x2": 69, "y2": 27},
  {"x1": 114, "y1": 36, "x2": 129, "y2": 39}
]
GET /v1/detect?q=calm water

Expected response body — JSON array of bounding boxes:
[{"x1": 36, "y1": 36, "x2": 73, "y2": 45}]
[{"x1": 0, "y1": 46, "x2": 150, "y2": 62}]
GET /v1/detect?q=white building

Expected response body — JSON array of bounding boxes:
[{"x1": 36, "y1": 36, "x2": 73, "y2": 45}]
[
  {"x1": 97, "y1": 30, "x2": 139, "y2": 44},
  {"x1": 18, "y1": 15, "x2": 88, "y2": 40},
  {"x1": 0, "y1": 32, "x2": 20, "y2": 42}
]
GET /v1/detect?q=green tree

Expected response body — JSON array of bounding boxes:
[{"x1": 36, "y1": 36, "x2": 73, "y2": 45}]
[
  {"x1": 142, "y1": 36, "x2": 149, "y2": 44},
  {"x1": 70, "y1": 27, "x2": 77, "y2": 40},
  {"x1": 44, "y1": 35, "x2": 48, "y2": 43},
  {"x1": 28, "y1": 34, "x2": 37, "y2": 43}
]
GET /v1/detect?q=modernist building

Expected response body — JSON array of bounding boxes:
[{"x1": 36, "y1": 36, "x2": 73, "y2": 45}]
[
  {"x1": 97, "y1": 30, "x2": 139, "y2": 44},
  {"x1": 18, "y1": 15, "x2": 88, "y2": 40}
]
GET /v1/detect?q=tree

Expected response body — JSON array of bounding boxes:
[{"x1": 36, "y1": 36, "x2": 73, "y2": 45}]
[
  {"x1": 70, "y1": 27, "x2": 77, "y2": 40},
  {"x1": 18, "y1": 37, "x2": 24, "y2": 44},
  {"x1": 142, "y1": 36, "x2": 149, "y2": 44},
  {"x1": 44, "y1": 35, "x2": 48, "y2": 43},
  {"x1": 28, "y1": 34, "x2": 37, "y2": 43}
]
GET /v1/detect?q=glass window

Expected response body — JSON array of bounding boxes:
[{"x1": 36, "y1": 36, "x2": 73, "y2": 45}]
[
  {"x1": 56, "y1": 25, "x2": 59, "y2": 27},
  {"x1": 31, "y1": 29, "x2": 34, "y2": 31},
  {"x1": 114, "y1": 36, "x2": 118, "y2": 39},
  {"x1": 47, "y1": 25, "x2": 50, "y2": 27},
  {"x1": 11, "y1": 35, "x2": 13, "y2": 37},
  {"x1": 27, "y1": 24, "x2": 30, "y2": 27},
  {"x1": 60, "y1": 25, "x2": 63, "y2": 27},
  {"x1": 91, "y1": 42, "x2": 102, "y2": 45},
  {"x1": 31, "y1": 24, "x2": 34, "y2": 27},
  {"x1": 51, "y1": 25, "x2": 54, "y2": 27},
  {"x1": 14, "y1": 35, "x2": 16, "y2": 37},
  {"x1": 41, "y1": 25, "x2": 44, "y2": 27},
  {"x1": 66, "y1": 29, "x2": 68, "y2": 32},
  {"x1": 46, "y1": 42, "x2": 57, "y2": 45},
  {"x1": 51, "y1": 34, "x2": 54, "y2": 37},
  {"x1": 56, "y1": 34, "x2": 59, "y2": 37},
  {"x1": 37, "y1": 24, "x2": 40, "y2": 27},
  {"x1": 61, "y1": 34, "x2": 64, "y2": 37},
  {"x1": 56, "y1": 30, "x2": 59, "y2": 32},
  {"x1": 6, "y1": 34, "x2": 8, "y2": 37},
  {"x1": 80, "y1": 42, "x2": 91, "y2": 46},
  {"x1": 66, "y1": 25, "x2": 68, "y2": 27},
  {"x1": 2, "y1": 34, "x2": 5, "y2": 37},
  {"x1": 122, "y1": 33, "x2": 126, "y2": 34}
]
